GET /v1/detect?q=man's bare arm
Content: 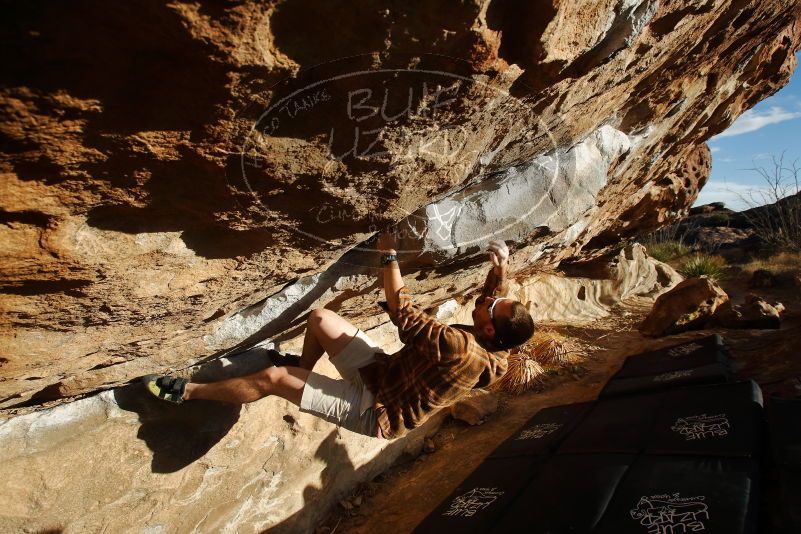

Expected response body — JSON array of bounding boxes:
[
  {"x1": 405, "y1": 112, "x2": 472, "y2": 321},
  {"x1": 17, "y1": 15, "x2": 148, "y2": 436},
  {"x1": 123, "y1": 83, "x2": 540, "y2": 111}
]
[
  {"x1": 378, "y1": 231, "x2": 404, "y2": 314},
  {"x1": 480, "y1": 240, "x2": 510, "y2": 297}
]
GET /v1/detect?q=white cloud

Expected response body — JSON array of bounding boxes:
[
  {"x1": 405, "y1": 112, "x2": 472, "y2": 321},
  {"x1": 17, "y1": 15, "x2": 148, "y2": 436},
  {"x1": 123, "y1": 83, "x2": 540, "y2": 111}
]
[
  {"x1": 713, "y1": 106, "x2": 801, "y2": 138},
  {"x1": 709, "y1": 146, "x2": 721, "y2": 153}
]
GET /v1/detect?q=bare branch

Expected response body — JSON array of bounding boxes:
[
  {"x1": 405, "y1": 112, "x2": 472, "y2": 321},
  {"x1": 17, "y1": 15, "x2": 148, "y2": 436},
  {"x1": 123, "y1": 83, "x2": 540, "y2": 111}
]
[{"x1": 728, "y1": 151, "x2": 800, "y2": 252}]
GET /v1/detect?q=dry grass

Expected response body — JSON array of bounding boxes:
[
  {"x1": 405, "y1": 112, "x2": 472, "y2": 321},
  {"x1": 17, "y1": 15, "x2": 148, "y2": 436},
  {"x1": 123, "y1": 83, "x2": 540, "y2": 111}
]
[
  {"x1": 493, "y1": 354, "x2": 545, "y2": 394},
  {"x1": 492, "y1": 328, "x2": 586, "y2": 394},
  {"x1": 739, "y1": 251, "x2": 801, "y2": 276},
  {"x1": 526, "y1": 329, "x2": 583, "y2": 365}
]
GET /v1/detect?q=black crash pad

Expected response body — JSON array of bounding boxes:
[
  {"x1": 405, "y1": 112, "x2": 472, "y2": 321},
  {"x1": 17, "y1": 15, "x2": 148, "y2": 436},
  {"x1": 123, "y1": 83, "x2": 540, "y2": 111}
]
[
  {"x1": 767, "y1": 397, "x2": 801, "y2": 533},
  {"x1": 615, "y1": 334, "x2": 729, "y2": 379},
  {"x1": 600, "y1": 362, "x2": 730, "y2": 399},
  {"x1": 413, "y1": 455, "x2": 546, "y2": 534},
  {"x1": 644, "y1": 380, "x2": 763, "y2": 458},
  {"x1": 488, "y1": 402, "x2": 593, "y2": 459},
  {"x1": 768, "y1": 396, "x2": 801, "y2": 463},
  {"x1": 595, "y1": 455, "x2": 759, "y2": 534},
  {"x1": 558, "y1": 392, "x2": 666, "y2": 454},
  {"x1": 490, "y1": 454, "x2": 634, "y2": 533}
]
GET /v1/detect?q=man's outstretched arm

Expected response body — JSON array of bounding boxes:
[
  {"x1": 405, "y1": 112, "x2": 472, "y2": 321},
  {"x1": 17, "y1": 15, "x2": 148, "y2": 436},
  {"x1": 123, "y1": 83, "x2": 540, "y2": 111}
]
[
  {"x1": 377, "y1": 231, "x2": 404, "y2": 314},
  {"x1": 376, "y1": 230, "x2": 467, "y2": 363},
  {"x1": 480, "y1": 240, "x2": 510, "y2": 297}
]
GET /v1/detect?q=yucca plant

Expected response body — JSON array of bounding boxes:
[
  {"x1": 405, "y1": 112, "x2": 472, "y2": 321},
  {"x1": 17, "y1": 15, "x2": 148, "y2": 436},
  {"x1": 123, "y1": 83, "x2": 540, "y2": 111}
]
[
  {"x1": 527, "y1": 329, "x2": 584, "y2": 365},
  {"x1": 493, "y1": 353, "x2": 545, "y2": 394},
  {"x1": 679, "y1": 254, "x2": 727, "y2": 280},
  {"x1": 492, "y1": 331, "x2": 583, "y2": 394}
]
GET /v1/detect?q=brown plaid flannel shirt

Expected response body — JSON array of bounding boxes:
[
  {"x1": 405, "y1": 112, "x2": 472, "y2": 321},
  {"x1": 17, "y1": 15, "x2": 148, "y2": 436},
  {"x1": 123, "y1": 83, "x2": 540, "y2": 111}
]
[{"x1": 358, "y1": 287, "x2": 509, "y2": 439}]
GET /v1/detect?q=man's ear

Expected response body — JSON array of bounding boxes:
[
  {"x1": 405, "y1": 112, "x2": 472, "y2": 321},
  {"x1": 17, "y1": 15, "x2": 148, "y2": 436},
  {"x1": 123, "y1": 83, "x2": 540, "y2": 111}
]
[{"x1": 482, "y1": 323, "x2": 495, "y2": 339}]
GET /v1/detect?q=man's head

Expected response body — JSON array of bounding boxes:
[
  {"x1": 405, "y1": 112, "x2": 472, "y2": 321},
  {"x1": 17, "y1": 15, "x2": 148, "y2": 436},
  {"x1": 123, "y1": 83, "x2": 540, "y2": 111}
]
[{"x1": 471, "y1": 295, "x2": 535, "y2": 350}]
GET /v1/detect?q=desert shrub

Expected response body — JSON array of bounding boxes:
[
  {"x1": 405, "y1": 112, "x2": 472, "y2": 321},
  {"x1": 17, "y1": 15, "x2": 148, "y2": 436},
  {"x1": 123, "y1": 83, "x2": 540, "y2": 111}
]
[
  {"x1": 680, "y1": 254, "x2": 727, "y2": 280},
  {"x1": 642, "y1": 222, "x2": 692, "y2": 262},
  {"x1": 491, "y1": 329, "x2": 584, "y2": 394},
  {"x1": 646, "y1": 240, "x2": 691, "y2": 262},
  {"x1": 736, "y1": 153, "x2": 801, "y2": 252},
  {"x1": 492, "y1": 353, "x2": 545, "y2": 394}
]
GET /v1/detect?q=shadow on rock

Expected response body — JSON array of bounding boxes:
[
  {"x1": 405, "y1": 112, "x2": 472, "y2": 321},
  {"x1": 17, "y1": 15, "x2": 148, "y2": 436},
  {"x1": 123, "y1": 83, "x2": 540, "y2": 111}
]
[
  {"x1": 113, "y1": 383, "x2": 241, "y2": 473},
  {"x1": 114, "y1": 345, "x2": 301, "y2": 474},
  {"x1": 264, "y1": 429, "x2": 357, "y2": 534},
  {"x1": 263, "y1": 419, "x2": 434, "y2": 534}
]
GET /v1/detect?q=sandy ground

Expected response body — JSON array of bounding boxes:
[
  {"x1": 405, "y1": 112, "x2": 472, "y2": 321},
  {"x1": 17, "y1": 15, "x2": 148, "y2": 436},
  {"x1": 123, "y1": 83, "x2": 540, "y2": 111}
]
[{"x1": 311, "y1": 270, "x2": 801, "y2": 534}]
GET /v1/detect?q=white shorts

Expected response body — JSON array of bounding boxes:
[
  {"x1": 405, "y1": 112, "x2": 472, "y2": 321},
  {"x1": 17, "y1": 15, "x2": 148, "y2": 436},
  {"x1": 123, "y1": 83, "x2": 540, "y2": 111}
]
[{"x1": 299, "y1": 329, "x2": 385, "y2": 437}]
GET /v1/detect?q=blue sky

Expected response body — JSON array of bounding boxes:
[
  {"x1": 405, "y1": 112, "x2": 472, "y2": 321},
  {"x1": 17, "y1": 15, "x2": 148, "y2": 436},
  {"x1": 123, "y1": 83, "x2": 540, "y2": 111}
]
[{"x1": 695, "y1": 51, "x2": 801, "y2": 211}]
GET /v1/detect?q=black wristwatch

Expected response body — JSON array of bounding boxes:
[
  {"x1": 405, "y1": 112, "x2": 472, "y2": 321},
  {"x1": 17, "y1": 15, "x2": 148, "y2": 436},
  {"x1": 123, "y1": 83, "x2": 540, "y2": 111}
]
[{"x1": 380, "y1": 253, "x2": 398, "y2": 265}]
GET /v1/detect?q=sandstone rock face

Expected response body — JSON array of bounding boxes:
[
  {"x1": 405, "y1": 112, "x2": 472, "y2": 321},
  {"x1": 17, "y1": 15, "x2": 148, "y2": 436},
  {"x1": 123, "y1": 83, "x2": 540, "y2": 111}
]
[
  {"x1": 1, "y1": 0, "x2": 800, "y2": 531},
  {"x1": 2, "y1": 0, "x2": 799, "y2": 409},
  {"x1": 401, "y1": 124, "x2": 633, "y2": 258},
  {"x1": 520, "y1": 243, "x2": 683, "y2": 323},
  {"x1": 639, "y1": 276, "x2": 729, "y2": 336},
  {"x1": 0, "y1": 246, "x2": 679, "y2": 533},
  {"x1": 418, "y1": 244, "x2": 682, "y2": 326},
  {"x1": 0, "y1": 360, "x2": 447, "y2": 534}
]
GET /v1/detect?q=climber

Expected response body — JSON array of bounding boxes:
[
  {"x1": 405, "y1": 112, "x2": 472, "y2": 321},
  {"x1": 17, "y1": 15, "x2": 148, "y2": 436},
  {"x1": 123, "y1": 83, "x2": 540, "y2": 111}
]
[{"x1": 143, "y1": 233, "x2": 535, "y2": 439}]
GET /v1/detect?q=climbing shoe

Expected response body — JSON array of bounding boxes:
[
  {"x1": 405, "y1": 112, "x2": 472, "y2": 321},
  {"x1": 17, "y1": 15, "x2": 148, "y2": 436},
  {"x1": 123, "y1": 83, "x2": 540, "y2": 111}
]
[
  {"x1": 142, "y1": 374, "x2": 188, "y2": 404},
  {"x1": 266, "y1": 348, "x2": 301, "y2": 367}
]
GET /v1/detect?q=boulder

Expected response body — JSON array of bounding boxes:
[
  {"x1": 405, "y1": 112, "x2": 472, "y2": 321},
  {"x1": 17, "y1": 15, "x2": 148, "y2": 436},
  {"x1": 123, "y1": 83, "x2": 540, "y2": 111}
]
[
  {"x1": 750, "y1": 268, "x2": 776, "y2": 288},
  {"x1": 639, "y1": 277, "x2": 729, "y2": 337},
  {"x1": 692, "y1": 226, "x2": 756, "y2": 251},
  {"x1": 449, "y1": 389, "x2": 500, "y2": 426},
  {"x1": 712, "y1": 294, "x2": 783, "y2": 330}
]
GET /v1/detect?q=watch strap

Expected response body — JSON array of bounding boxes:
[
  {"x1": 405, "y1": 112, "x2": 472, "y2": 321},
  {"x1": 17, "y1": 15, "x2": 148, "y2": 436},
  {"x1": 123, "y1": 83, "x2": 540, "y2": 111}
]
[{"x1": 380, "y1": 253, "x2": 398, "y2": 265}]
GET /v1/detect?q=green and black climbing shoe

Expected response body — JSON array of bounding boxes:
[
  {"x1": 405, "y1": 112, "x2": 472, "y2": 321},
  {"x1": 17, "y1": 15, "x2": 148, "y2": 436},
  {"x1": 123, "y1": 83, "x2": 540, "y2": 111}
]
[{"x1": 142, "y1": 374, "x2": 188, "y2": 404}]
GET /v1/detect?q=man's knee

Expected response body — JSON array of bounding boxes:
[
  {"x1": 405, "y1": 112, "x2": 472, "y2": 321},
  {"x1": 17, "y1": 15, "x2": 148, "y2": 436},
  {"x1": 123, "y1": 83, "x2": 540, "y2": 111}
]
[
  {"x1": 307, "y1": 307, "x2": 336, "y2": 328},
  {"x1": 255, "y1": 366, "x2": 288, "y2": 394}
]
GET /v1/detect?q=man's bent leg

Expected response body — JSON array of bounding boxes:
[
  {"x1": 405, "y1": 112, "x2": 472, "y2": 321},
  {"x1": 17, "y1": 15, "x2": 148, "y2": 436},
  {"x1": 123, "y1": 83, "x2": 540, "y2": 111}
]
[
  {"x1": 184, "y1": 366, "x2": 310, "y2": 406},
  {"x1": 299, "y1": 308, "x2": 360, "y2": 370}
]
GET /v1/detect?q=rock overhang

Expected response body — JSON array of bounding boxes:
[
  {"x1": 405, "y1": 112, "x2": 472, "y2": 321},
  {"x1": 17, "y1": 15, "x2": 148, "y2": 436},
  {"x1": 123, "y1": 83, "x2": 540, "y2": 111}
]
[{"x1": 1, "y1": 2, "x2": 800, "y2": 529}]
